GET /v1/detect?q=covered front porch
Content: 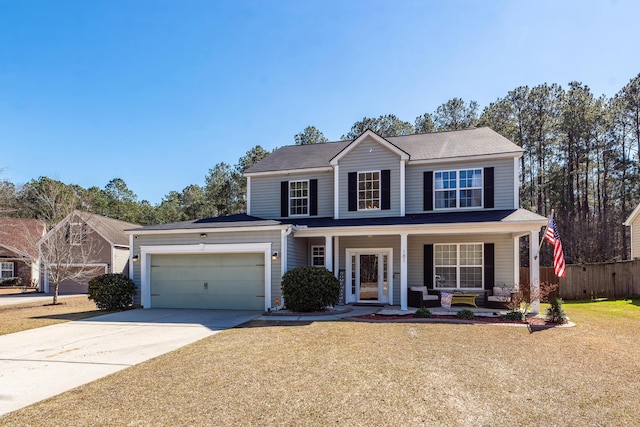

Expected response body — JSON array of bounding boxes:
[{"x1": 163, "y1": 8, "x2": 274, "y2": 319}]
[{"x1": 287, "y1": 210, "x2": 548, "y2": 313}]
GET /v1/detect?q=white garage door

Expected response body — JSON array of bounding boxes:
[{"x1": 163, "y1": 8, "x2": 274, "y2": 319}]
[{"x1": 150, "y1": 253, "x2": 265, "y2": 310}]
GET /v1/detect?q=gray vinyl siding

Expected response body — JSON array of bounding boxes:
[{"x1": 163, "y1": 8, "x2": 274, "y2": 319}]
[
  {"x1": 250, "y1": 171, "x2": 333, "y2": 219},
  {"x1": 131, "y1": 230, "x2": 282, "y2": 307},
  {"x1": 405, "y1": 158, "x2": 517, "y2": 213},
  {"x1": 338, "y1": 137, "x2": 401, "y2": 218},
  {"x1": 286, "y1": 234, "x2": 307, "y2": 271},
  {"x1": 407, "y1": 234, "x2": 516, "y2": 288},
  {"x1": 337, "y1": 235, "x2": 402, "y2": 304},
  {"x1": 632, "y1": 217, "x2": 640, "y2": 259}
]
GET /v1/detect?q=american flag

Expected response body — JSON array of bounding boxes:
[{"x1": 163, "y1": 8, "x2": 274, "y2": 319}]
[{"x1": 545, "y1": 215, "x2": 566, "y2": 278}]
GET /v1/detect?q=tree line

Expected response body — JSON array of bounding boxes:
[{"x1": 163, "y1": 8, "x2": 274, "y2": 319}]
[{"x1": 2, "y1": 73, "x2": 639, "y2": 263}]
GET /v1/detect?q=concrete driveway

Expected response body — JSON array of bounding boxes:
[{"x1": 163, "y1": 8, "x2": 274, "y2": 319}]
[{"x1": 0, "y1": 309, "x2": 260, "y2": 416}]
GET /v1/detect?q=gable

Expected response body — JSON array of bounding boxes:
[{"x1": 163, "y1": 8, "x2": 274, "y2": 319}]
[{"x1": 330, "y1": 130, "x2": 409, "y2": 165}]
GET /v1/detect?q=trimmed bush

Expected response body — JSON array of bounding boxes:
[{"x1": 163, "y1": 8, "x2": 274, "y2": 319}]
[
  {"x1": 456, "y1": 309, "x2": 475, "y2": 320},
  {"x1": 0, "y1": 277, "x2": 21, "y2": 286},
  {"x1": 414, "y1": 307, "x2": 432, "y2": 318},
  {"x1": 281, "y1": 266, "x2": 340, "y2": 312},
  {"x1": 501, "y1": 310, "x2": 525, "y2": 321},
  {"x1": 88, "y1": 273, "x2": 135, "y2": 311}
]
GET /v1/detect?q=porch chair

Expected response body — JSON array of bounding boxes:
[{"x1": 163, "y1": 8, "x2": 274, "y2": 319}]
[
  {"x1": 485, "y1": 286, "x2": 516, "y2": 309},
  {"x1": 408, "y1": 286, "x2": 440, "y2": 308}
]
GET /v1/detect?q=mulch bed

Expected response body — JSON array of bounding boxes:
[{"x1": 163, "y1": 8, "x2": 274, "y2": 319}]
[{"x1": 351, "y1": 313, "x2": 559, "y2": 327}]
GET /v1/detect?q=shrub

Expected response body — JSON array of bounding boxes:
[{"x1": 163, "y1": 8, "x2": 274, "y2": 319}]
[
  {"x1": 456, "y1": 309, "x2": 474, "y2": 320},
  {"x1": 414, "y1": 307, "x2": 432, "y2": 318},
  {"x1": 88, "y1": 274, "x2": 135, "y2": 311},
  {"x1": 0, "y1": 277, "x2": 21, "y2": 286},
  {"x1": 501, "y1": 310, "x2": 525, "y2": 321},
  {"x1": 546, "y1": 297, "x2": 568, "y2": 324},
  {"x1": 540, "y1": 281, "x2": 559, "y2": 302},
  {"x1": 281, "y1": 266, "x2": 340, "y2": 312}
]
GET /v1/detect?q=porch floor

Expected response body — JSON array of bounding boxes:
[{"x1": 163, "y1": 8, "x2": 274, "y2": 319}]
[{"x1": 379, "y1": 306, "x2": 512, "y2": 318}]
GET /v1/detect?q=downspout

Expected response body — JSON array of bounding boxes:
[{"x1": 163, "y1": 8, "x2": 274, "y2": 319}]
[{"x1": 271, "y1": 225, "x2": 293, "y2": 311}]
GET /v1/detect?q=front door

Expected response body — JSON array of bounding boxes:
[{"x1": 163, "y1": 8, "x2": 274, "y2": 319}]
[{"x1": 346, "y1": 249, "x2": 392, "y2": 304}]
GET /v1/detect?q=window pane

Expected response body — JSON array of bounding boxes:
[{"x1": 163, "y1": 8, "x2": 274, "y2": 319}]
[
  {"x1": 289, "y1": 181, "x2": 309, "y2": 215},
  {"x1": 460, "y1": 267, "x2": 482, "y2": 288},
  {"x1": 358, "y1": 171, "x2": 380, "y2": 210},
  {"x1": 435, "y1": 267, "x2": 456, "y2": 288}
]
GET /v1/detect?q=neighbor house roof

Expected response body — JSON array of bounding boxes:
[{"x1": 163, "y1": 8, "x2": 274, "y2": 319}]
[
  {"x1": 42, "y1": 211, "x2": 138, "y2": 248},
  {"x1": 0, "y1": 218, "x2": 46, "y2": 259},
  {"x1": 245, "y1": 127, "x2": 524, "y2": 174}
]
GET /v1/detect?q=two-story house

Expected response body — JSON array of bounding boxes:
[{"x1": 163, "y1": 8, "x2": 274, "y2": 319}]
[{"x1": 127, "y1": 128, "x2": 548, "y2": 312}]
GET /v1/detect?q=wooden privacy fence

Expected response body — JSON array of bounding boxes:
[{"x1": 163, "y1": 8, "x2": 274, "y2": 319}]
[{"x1": 521, "y1": 261, "x2": 640, "y2": 300}]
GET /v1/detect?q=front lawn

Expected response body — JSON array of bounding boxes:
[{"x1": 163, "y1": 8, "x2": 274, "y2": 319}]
[
  {"x1": 0, "y1": 296, "x2": 103, "y2": 336},
  {"x1": 1, "y1": 299, "x2": 639, "y2": 426}
]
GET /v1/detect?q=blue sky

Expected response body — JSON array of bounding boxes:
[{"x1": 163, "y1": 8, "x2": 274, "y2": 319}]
[{"x1": 2, "y1": 0, "x2": 639, "y2": 204}]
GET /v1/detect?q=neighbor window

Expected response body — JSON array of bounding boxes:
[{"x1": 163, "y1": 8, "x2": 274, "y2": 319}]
[
  {"x1": 434, "y1": 243, "x2": 483, "y2": 289},
  {"x1": 67, "y1": 222, "x2": 87, "y2": 245},
  {"x1": 358, "y1": 171, "x2": 380, "y2": 210},
  {"x1": 311, "y1": 246, "x2": 325, "y2": 267},
  {"x1": 289, "y1": 180, "x2": 309, "y2": 216},
  {"x1": 435, "y1": 169, "x2": 482, "y2": 209},
  {"x1": 1, "y1": 262, "x2": 14, "y2": 279}
]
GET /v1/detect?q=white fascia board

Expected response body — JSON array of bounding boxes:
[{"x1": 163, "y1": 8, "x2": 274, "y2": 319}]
[
  {"x1": 292, "y1": 220, "x2": 549, "y2": 238},
  {"x1": 624, "y1": 203, "x2": 640, "y2": 226},
  {"x1": 408, "y1": 152, "x2": 522, "y2": 166},
  {"x1": 244, "y1": 167, "x2": 333, "y2": 178},
  {"x1": 329, "y1": 130, "x2": 409, "y2": 166},
  {"x1": 125, "y1": 224, "x2": 291, "y2": 236},
  {"x1": 0, "y1": 243, "x2": 31, "y2": 259}
]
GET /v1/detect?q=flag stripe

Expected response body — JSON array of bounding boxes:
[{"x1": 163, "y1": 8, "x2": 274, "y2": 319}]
[{"x1": 545, "y1": 216, "x2": 566, "y2": 278}]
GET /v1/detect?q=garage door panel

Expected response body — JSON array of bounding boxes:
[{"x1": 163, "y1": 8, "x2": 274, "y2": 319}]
[{"x1": 150, "y1": 253, "x2": 265, "y2": 310}]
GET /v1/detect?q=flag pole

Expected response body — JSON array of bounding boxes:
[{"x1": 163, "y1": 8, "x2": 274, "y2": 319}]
[{"x1": 534, "y1": 209, "x2": 553, "y2": 260}]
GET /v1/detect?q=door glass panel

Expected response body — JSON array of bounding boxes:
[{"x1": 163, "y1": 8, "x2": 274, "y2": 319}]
[
  {"x1": 382, "y1": 255, "x2": 388, "y2": 299},
  {"x1": 350, "y1": 255, "x2": 356, "y2": 297},
  {"x1": 359, "y1": 255, "x2": 378, "y2": 300}
]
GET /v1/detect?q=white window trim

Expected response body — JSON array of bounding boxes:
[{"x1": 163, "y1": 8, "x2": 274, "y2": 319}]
[
  {"x1": 311, "y1": 245, "x2": 325, "y2": 267},
  {"x1": 357, "y1": 170, "x2": 381, "y2": 211},
  {"x1": 289, "y1": 179, "x2": 310, "y2": 217},
  {"x1": 1, "y1": 262, "x2": 14, "y2": 278},
  {"x1": 433, "y1": 242, "x2": 484, "y2": 290},
  {"x1": 434, "y1": 168, "x2": 483, "y2": 211}
]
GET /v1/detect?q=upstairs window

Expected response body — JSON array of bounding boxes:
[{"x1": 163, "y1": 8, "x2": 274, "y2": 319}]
[
  {"x1": 434, "y1": 169, "x2": 482, "y2": 209},
  {"x1": 358, "y1": 171, "x2": 380, "y2": 210},
  {"x1": 1, "y1": 262, "x2": 14, "y2": 279},
  {"x1": 289, "y1": 180, "x2": 309, "y2": 216}
]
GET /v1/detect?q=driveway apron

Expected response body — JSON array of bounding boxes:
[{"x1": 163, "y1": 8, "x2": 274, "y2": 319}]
[{"x1": 0, "y1": 309, "x2": 260, "y2": 416}]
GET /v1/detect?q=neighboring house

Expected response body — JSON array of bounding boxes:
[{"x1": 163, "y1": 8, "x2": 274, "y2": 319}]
[
  {"x1": 40, "y1": 211, "x2": 138, "y2": 294},
  {"x1": 0, "y1": 218, "x2": 46, "y2": 289},
  {"x1": 624, "y1": 203, "x2": 640, "y2": 259},
  {"x1": 127, "y1": 128, "x2": 548, "y2": 312}
]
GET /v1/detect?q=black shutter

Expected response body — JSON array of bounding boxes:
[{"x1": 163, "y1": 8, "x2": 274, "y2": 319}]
[
  {"x1": 348, "y1": 172, "x2": 357, "y2": 211},
  {"x1": 484, "y1": 243, "x2": 495, "y2": 290},
  {"x1": 424, "y1": 244, "x2": 434, "y2": 289},
  {"x1": 280, "y1": 181, "x2": 289, "y2": 217},
  {"x1": 381, "y1": 169, "x2": 391, "y2": 210},
  {"x1": 309, "y1": 179, "x2": 318, "y2": 216},
  {"x1": 424, "y1": 171, "x2": 433, "y2": 211},
  {"x1": 484, "y1": 167, "x2": 494, "y2": 209}
]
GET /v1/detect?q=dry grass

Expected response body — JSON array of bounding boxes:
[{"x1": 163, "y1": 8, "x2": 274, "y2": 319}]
[
  {"x1": 2, "y1": 299, "x2": 640, "y2": 426},
  {"x1": 0, "y1": 296, "x2": 103, "y2": 336}
]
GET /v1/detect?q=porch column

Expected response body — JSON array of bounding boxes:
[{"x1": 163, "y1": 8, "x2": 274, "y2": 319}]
[
  {"x1": 325, "y1": 235, "x2": 333, "y2": 272},
  {"x1": 529, "y1": 229, "x2": 540, "y2": 314},
  {"x1": 400, "y1": 233, "x2": 408, "y2": 310},
  {"x1": 333, "y1": 236, "x2": 340, "y2": 278}
]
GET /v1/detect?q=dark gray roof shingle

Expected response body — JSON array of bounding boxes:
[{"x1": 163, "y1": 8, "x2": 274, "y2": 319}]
[{"x1": 245, "y1": 127, "x2": 523, "y2": 174}]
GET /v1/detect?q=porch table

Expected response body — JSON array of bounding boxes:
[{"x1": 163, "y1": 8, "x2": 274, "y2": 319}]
[{"x1": 451, "y1": 293, "x2": 479, "y2": 307}]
